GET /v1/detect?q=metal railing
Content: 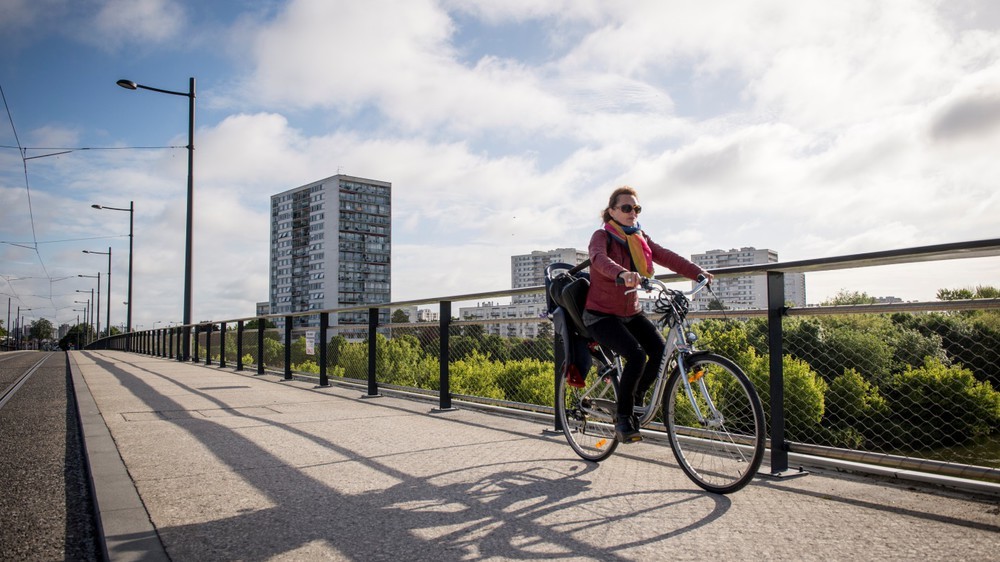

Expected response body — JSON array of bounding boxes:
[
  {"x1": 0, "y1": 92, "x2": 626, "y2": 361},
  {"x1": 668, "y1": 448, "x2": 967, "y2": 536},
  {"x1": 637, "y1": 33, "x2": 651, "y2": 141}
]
[{"x1": 91, "y1": 238, "x2": 1000, "y2": 490}]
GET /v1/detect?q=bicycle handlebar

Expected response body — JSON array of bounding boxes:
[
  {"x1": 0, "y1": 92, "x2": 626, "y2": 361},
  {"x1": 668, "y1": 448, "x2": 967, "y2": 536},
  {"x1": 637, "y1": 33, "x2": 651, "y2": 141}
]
[{"x1": 623, "y1": 274, "x2": 711, "y2": 297}]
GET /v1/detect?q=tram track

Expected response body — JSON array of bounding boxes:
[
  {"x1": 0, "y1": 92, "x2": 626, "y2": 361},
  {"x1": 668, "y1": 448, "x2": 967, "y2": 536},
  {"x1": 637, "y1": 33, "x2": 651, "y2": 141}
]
[
  {"x1": 0, "y1": 351, "x2": 100, "y2": 560},
  {"x1": 0, "y1": 354, "x2": 50, "y2": 411}
]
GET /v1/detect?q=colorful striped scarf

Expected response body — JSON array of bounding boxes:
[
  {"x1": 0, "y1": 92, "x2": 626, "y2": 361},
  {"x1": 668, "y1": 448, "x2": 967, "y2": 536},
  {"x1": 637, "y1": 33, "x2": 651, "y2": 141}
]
[{"x1": 604, "y1": 221, "x2": 653, "y2": 278}]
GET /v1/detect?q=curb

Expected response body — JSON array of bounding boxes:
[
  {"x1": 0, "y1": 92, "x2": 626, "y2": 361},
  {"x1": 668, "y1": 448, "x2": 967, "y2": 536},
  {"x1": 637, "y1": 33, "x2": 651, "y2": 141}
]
[{"x1": 68, "y1": 351, "x2": 170, "y2": 562}]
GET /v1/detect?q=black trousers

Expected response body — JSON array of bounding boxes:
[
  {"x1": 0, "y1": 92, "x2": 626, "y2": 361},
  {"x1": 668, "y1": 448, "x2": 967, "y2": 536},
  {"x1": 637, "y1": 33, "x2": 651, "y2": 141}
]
[{"x1": 588, "y1": 313, "x2": 666, "y2": 420}]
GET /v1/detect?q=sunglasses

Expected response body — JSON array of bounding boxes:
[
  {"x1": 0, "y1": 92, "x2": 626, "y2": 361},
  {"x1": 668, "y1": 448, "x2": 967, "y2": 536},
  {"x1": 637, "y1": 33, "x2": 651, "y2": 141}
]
[{"x1": 616, "y1": 204, "x2": 642, "y2": 214}]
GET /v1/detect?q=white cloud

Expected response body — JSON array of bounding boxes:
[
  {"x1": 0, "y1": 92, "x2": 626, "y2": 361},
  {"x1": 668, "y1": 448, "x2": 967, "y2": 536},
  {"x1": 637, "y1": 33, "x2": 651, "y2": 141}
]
[
  {"x1": 0, "y1": 0, "x2": 68, "y2": 35},
  {"x1": 92, "y1": 0, "x2": 186, "y2": 47},
  {"x1": 3, "y1": 0, "x2": 1000, "y2": 332}
]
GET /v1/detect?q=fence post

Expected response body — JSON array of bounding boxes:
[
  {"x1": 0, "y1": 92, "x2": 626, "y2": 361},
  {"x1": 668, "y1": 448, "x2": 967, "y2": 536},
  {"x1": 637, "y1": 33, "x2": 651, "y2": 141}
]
[
  {"x1": 219, "y1": 322, "x2": 227, "y2": 369},
  {"x1": 767, "y1": 271, "x2": 803, "y2": 478},
  {"x1": 552, "y1": 319, "x2": 564, "y2": 432},
  {"x1": 284, "y1": 316, "x2": 292, "y2": 381},
  {"x1": 176, "y1": 327, "x2": 184, "y2": 362},
  {"x1": 319, "y1": 312, "x2": 329, "y2": 387},
  {"x1": 364, "y1": 308, "x2": 380, "y2": 397},
  {"x1": 193, "y1": 324, "x2": 200, "y2": 363},
  {"x1": 236, "y1": 320, "x2": 244, "y2": 371},
  {"x1": 205, "y1": 323, "x2": 213, "y2": 365},
  {"x1": 436, "y1": 301, "x2": 454, "y2": 411},
  {"x1": 257, "y1": 317, "x2": 265, "y2": 375}
]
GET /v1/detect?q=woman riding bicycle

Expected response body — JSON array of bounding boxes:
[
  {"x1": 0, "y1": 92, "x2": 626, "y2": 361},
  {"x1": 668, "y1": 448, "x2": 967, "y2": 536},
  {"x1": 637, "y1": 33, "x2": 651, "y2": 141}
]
[{"x1": 583, "y1": 186, "x2": 712, "y2": 443}]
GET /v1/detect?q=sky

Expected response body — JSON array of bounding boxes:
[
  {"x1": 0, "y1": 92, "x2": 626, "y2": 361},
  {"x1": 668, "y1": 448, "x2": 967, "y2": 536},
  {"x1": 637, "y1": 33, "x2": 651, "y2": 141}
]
[{"x1": 2, "y1": 0, "x2": 999, "y2": 333}]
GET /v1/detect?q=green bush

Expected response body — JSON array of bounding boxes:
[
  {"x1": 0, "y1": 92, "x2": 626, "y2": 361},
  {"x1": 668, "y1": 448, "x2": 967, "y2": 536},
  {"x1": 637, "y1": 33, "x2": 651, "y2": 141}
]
[
  {"x1": 262, "y1": 338, "x2": 284, "y2": 368},
  {"x1": 449, "y1": 350, "x2": 505, "y2": 400},
  {"x1": 496, "y1": 359, "x2": 555, "y2": 406},
  {"x1": 825, "y1": 368, "x2": 887, "y2": 428},
  {"x1": 737, "y1": 347, "x2": 828, "y2": 443},
  {"x1": 292, "y1": 360, "x2": 320, "y2": 374},
  {"x1": 882, "y1": 357, "x2": 1000, "y2": 449}
]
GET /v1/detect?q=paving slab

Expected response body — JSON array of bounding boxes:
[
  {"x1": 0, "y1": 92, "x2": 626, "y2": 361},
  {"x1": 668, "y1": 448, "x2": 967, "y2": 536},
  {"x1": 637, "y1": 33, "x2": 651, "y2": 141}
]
[{"x1": 71, "y1": 350, "x2": 1000, "y2": 561}]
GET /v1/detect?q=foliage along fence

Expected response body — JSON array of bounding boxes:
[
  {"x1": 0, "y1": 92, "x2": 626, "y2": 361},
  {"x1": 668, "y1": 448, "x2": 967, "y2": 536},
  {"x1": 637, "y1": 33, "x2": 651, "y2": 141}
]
[{"x1": 95, "y1": 239, "x2": 1000, "y2": 484}]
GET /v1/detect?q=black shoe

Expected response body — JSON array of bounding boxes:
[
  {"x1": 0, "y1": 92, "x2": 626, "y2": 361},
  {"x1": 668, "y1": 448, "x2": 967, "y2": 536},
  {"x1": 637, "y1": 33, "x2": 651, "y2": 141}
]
[{"x1": 615, "y1": 419, "x2": 643, "y2": 443}]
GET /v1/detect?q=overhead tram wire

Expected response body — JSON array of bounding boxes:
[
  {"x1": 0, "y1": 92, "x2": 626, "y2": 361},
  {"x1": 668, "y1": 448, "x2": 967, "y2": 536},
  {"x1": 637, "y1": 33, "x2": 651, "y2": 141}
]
[
  {"x1": 1, "y1": 234, "x2": 130, "y2": 247},
  {"x1": 0, "y1": 81, "x2": 41, "y2": 259},
  {"x1": 2, "y1": 80, "x2": 180, "y2": 328},
  {"x1": 1, "y1": 144, "x2": 185, "y2": 152}
]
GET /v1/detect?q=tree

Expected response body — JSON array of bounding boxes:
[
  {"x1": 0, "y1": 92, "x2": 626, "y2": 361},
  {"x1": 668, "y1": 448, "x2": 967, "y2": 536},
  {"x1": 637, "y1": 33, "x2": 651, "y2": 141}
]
[
  {"x1": 30, "y1": 318, "x2": 54, "y2": 341},
  {"x1": 707, "y1": 298, "x2": 726, "y2": 310},
  {"x1": 391, "y1": 309, "x2": 410, "y2": 323},
  {"x1": 463, "y1": 324, "x2": 485, "y2": 338},
  {"x1": 59, "y1": 323, "x2": 92, "y2": 350},
  {"x1": 937, "y1": 288, "x2": 975, "y2": 301},
  {"x1": 822, "y1": 290, "x2": 877, "y2": 306},
  {"x1": 245, "y1": 318, "x2": 277, "y2": 330},
  {"x1": 327, "y1": 335, "x2": 346, "y2": 366}
]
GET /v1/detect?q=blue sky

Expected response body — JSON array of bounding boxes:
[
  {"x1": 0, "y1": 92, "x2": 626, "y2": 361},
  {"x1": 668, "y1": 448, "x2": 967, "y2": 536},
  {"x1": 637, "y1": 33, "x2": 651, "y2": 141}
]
[{"x1": 2, "y1": 0, "x2": 1000, "y2": 332}]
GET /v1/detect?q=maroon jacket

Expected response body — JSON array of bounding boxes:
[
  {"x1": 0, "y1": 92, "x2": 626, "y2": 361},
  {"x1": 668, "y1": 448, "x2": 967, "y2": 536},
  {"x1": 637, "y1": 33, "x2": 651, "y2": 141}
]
[{"x1": 584, "y1": 228, "x2": 707, "y2": 317}]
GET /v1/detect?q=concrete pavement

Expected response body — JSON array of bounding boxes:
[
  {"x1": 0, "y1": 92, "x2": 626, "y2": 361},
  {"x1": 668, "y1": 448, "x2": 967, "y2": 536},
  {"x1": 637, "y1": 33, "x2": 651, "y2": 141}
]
[{"x1": 69, "y1": 350, "x2": 1000, "y2": 561}]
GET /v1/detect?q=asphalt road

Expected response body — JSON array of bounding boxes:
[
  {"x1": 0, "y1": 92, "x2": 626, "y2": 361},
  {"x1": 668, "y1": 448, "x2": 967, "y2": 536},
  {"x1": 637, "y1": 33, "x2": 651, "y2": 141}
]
[{"x1": 0, "y1": 351, "x2": 100, "y2": 561}]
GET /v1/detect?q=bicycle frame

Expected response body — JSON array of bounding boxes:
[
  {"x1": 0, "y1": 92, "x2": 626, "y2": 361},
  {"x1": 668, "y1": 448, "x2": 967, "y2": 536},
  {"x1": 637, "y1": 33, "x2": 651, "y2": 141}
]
[{"x1": 625, "y1": 277, "x2": 716, "y2": 428}]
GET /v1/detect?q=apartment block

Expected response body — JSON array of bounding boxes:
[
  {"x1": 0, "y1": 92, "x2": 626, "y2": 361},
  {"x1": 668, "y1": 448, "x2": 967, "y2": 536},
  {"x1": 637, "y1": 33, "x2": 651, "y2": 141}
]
[
  {"x1": 690, "y1": 247, "x2": 806, "y2": 310},
  {"x1": 269, "y1": 174, "x2": 391, "y2": 335},
  {"x1": 511, "y1": 248, "x2": 589, "y2": 304}
]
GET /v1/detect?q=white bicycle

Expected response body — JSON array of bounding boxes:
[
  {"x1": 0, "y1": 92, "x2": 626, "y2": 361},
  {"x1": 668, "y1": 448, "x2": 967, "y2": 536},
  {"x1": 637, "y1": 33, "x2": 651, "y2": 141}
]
[{"x1": 547, "y1": 266, "x2": 766, "y2": 494}]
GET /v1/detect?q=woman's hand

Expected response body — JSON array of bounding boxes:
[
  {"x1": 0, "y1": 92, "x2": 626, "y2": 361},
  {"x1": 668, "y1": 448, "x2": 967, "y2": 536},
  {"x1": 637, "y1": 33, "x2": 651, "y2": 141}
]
[{"x1": 618, "y1": 271, "x2": 642, "y2": 288}]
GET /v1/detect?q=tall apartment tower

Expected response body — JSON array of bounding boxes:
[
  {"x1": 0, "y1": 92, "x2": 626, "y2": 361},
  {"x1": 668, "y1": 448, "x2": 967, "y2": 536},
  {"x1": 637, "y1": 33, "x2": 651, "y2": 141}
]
[
  {"x1": 269, "y1": 174, "x2": 391, "y2": 333},
  {"x1": 510, "y1": 248, "x2": 589, "y2": 304},
  {"x1": 690, "y1": 247, "x2": 806, "y2": 310}
]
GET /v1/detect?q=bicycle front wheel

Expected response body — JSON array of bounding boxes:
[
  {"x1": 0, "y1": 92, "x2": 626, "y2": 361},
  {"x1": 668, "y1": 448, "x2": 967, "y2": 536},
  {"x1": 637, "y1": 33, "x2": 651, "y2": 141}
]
[
  {"x1": 557, "y1": 360, "x2": 619, "y2": 462},
  {"x1": 663, "y1": 353, "x2": 765, "y2": 494}
]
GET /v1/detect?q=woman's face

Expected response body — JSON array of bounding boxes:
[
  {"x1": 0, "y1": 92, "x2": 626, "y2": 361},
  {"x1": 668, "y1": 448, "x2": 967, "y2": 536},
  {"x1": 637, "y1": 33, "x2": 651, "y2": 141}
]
[{"x1": 609, "y1": 193, "x2": 640, "y2": 227}]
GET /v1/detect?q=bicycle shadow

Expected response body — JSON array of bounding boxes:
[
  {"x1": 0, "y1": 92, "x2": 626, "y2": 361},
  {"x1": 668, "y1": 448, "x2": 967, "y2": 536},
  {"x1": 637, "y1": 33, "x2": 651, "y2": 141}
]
[{"x1": 86, "y1": 353, "x2": 732, "y2": 560}]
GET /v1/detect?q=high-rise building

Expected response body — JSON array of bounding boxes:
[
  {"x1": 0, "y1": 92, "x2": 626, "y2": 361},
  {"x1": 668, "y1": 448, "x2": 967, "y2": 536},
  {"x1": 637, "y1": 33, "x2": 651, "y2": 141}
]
[
  {"x1": 511, "y1": 248, "x2": 588, "y2": 304},
  {"x1": 269, "y1": 174, "x2": 391, "y2": 335},
  {"x1": 690, "y1": 247, "x2": 805, "y2": 310}
]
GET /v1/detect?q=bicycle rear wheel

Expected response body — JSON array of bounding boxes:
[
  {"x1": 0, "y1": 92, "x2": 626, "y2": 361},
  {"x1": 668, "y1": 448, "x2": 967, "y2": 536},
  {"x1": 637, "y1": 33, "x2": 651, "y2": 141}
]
[
  {"x1": 557, "y1": 359, "x2": 619, "y2": 462},
  {"x1": 663, "y1": 353, "x2": 765, "y2": 494}
]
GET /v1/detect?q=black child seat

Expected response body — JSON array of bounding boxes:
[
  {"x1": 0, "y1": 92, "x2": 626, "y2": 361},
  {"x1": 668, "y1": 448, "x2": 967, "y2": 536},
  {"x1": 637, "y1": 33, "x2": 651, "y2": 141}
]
[
  {"x1": 544, "y1": 262, "x2": 593, "y2": 388},
  {"x1": 544, "y1": 262, "x2": 592, "y2": 339}
]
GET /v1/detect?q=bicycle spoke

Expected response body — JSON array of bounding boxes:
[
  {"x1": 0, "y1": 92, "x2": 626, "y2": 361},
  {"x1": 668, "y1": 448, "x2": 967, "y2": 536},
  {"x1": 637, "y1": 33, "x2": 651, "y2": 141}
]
[
  {"x1": 664, "y1": 354, "x2": 765, "y2": 494},
  {"x1": 558, "y1": 362, "x2": 619, "y2": 462}
]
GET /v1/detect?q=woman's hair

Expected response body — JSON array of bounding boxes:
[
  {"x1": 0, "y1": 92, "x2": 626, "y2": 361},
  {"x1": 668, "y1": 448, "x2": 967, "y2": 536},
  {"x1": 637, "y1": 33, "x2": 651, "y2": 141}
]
[{"x1": 602, "y1": 185, "x2": 638, "y2": 223}]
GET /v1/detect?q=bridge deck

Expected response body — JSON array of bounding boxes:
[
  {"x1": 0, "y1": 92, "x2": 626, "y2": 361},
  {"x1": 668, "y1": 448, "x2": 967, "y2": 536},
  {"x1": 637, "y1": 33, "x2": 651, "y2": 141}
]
[{"x1": 69, "y1": 350, "x2": 999, "y2": 561}]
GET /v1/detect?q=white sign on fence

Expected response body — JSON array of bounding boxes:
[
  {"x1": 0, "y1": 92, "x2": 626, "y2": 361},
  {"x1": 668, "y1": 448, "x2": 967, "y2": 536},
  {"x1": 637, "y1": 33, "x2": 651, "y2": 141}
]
[{"x1": 305, "y1": 331, "x2": 316, "y2": 355}]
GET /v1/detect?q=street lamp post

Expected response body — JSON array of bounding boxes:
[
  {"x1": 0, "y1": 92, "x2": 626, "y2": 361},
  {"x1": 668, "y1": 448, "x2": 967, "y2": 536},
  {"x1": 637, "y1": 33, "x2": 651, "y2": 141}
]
[
  {"x1": 15, "y1": 306, "x2": 31, "y2": 350},
  {"x1": 73, "y1": 312, "x2": 82, "y2": 349},
  {"x1": 83, "y1": 248, "x2": 111, "y2": 337},
  {"x1": 78, "y1": 274, "x2": 101, "y2": 337},
  {"x1": 92, "y1": 202, "x2": 133, "y2": 334},
  {"x1": 117, "y1": 78, "x2": 195, "y2": 361},
  {"x1": 75, "y1": 289, "x2": 93, "y2": 345}
]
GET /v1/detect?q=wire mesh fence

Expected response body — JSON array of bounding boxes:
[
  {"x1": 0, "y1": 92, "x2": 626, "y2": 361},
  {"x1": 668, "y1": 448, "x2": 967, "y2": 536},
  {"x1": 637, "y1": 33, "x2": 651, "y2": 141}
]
[
  {"x1": 691, "y1": 302, "x2": 1000, "y2": 471},
  {"x1": 98, "y1": 245, "x2": 1000, "y2": 486},
  {"x1": 125, "y1": 297, "x2": 1000, "y2": 477}
]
